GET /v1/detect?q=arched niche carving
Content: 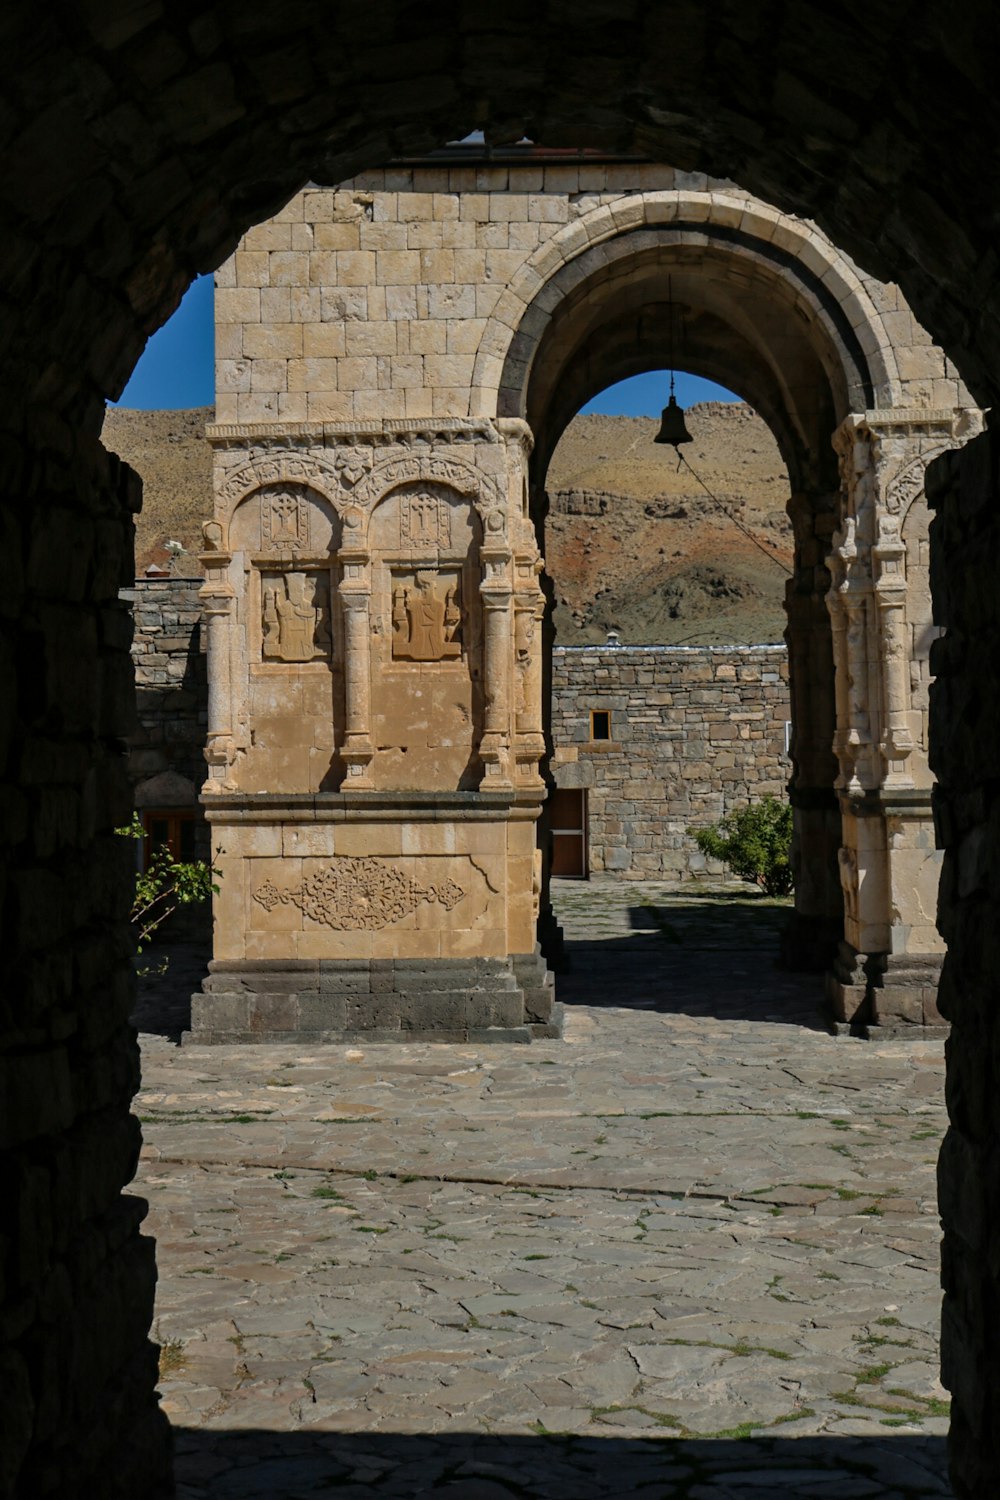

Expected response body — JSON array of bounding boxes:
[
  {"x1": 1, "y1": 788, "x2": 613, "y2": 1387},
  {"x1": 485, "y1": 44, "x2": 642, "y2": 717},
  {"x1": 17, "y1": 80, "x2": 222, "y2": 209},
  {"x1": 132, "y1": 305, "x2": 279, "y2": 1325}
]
[{"x1": 229, "y1": 480, "x2": 340, "y2": 557}]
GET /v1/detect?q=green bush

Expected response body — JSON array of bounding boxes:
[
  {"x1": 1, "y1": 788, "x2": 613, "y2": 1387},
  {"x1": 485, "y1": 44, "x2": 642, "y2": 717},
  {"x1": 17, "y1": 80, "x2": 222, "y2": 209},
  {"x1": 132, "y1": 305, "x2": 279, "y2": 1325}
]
[
  {"x1": 117, "y1": 814, "x2": 218, "y2": 971},
  {"x1": 689, "y1": 795, "x2": 794, "y2": 896}
]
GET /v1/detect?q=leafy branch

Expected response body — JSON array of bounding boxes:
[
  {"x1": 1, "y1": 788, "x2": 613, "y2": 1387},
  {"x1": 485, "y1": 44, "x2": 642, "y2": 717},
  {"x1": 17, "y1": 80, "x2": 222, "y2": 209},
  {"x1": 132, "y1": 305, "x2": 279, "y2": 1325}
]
[{"x1": 116, "y1": 814, "x2": 219, "y2": 970}]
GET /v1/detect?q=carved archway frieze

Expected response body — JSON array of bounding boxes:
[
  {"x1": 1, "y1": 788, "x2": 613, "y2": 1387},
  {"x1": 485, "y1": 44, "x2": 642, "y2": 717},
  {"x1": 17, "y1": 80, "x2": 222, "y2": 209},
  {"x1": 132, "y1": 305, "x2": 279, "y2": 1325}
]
[
  {"x1": 353, "y1": 453, "x2": 504, "y2": 527},
  {"x1": 216, "y1": 454, "x2": 343, "y2": 529}
]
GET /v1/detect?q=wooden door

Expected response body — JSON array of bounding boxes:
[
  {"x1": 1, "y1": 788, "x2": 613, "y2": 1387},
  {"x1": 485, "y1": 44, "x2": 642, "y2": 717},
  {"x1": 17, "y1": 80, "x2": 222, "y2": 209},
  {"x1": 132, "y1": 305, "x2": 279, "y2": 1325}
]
[{"x1": 550, "y1": 788, "x2": 587, "y2": 879}]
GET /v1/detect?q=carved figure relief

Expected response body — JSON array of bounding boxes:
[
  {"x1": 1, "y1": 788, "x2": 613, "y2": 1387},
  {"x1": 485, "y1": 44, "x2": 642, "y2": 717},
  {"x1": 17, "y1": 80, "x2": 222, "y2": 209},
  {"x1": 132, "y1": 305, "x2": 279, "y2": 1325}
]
[
  {"x1": 261, "y1": 571, "x2": 331, "y2": 662},
  {"x1": 391, "y1": 569, "x2": 463, "y2": 661},
  {"x1": 401, "y1": 490, "x2": 451, "y2": 549},
  {"x1": 253, "y1": 857, "x2": 464, "y2": 929},
  {"x1": 261, "y1": 485, "x2": 310, "y2": 552}
]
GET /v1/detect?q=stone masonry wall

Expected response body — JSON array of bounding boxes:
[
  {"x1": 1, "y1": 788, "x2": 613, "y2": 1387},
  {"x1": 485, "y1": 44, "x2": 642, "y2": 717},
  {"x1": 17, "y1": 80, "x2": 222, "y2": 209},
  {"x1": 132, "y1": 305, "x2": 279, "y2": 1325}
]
[
  {"x1": 550, "y1": 644, "x2": 790, "y2": 878},
  {"x1": 123, "y1": 578, "x2": 207, "y2": 800},
  {"x1": 927, "y1": 428, "x2": 1000, "y2": 1498},
  {"x1": 215, "y1": 166, "x2": 963, "y2": 426},
  {"x1": 122, "y1": 578, "x2": 210, "y2": 870}
]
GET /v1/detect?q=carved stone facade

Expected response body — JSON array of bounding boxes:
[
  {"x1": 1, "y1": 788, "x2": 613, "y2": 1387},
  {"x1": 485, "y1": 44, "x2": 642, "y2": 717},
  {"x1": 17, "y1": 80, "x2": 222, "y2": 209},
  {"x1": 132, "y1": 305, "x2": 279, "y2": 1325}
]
[
  {"x1": 196, "y1": 162, "x2": 982, "y2": 1042},
  {"x1": 191, "y1": 414, "x2": 555, "y2": 1041}
]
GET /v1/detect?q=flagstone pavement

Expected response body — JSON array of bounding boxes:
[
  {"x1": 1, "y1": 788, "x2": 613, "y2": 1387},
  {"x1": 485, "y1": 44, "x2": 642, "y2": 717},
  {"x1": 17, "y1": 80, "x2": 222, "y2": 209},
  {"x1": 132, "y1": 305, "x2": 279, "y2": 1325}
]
[{"x1": 135, "y1": 880, "x2": 952, "y2": 1498}]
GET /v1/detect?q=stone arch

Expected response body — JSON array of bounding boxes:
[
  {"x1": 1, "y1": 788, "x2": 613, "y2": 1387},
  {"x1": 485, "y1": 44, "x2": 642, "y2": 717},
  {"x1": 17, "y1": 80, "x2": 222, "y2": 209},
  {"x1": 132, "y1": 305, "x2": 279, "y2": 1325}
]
[
  {"x1": 225, "y1": 478, "x2": 341, "y2": 556},
  {"x1": 215, "y1": 453, "x2": 343, "y2": 535},
  {"x1": 470, "y1": 192, "x2": 901, "y2": 426}
]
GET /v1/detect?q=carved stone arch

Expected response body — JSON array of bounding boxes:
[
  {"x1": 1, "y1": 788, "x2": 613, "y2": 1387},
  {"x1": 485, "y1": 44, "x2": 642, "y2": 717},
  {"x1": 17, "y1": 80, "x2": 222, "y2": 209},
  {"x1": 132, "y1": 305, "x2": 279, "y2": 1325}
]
[
  {"x1": 217, "y1": 451, "x2": 343, "y2": 540},
  {"x1": 885, "y1": 450, "x2": 944, "y2": 520},
  {"x1": 353, "y1": 453, "x2": 503, "y2": 531},
  {"x1": 227, "y1": 477, "x2": 341, "y2": 556}
]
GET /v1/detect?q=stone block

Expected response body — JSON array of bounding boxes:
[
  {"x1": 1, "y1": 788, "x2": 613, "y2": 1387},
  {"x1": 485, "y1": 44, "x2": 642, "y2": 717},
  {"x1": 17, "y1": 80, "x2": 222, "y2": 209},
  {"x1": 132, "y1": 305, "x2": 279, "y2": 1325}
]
[
  {"x1": 346, "y1": 995, "x2": 401, "y2": 1031},
  {"x1": 297, "y1": 994, "x2": 350, "y2": 1030}
]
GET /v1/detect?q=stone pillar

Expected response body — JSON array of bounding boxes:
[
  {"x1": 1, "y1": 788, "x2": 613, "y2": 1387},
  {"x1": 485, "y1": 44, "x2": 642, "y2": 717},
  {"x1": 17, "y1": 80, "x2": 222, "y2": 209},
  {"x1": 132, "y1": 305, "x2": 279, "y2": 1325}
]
[
  {"x1": 199, "y1": 526, "x2": 237, "y2": 792},
  {"x1": 926, "y1": 429, "x2": 1000, "y2": 1500},
  {"x1": 873, "y1": 515, "x2": 915, "y2": 787},
  {"x1": 825, "y1": 409, "x2": 982, "y2": 1031},
  {"x1": 338, "y1": 544, "x2": 374, "y2": 789},
  {"x1": 480, "y1": 544, "x2": 514, "y2": 788},
  {"x1": 193, "y1": 419, "x2": 556, "y2": 1044},
  {"x1": 782, "y1": 489, "x2": 843, "y2": 970},
  {"x1": 513, "y1": 556, "x2": 546, "y2": 788}
]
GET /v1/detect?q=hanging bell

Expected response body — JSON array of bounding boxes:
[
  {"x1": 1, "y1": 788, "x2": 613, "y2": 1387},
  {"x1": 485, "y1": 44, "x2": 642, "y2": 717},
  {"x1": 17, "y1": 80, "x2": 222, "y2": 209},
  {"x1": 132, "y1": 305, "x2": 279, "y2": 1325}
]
[{"x1": 654, "y1": 395, "x2": 693, "y2": 447}]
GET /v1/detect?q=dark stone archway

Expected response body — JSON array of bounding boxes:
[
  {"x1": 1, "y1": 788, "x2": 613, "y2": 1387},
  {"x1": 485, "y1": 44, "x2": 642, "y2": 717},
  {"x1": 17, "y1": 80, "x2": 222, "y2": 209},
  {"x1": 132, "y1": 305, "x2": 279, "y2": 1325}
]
[{"x1": 2, "y1": 4, "x2": 999, "y2": 1495}]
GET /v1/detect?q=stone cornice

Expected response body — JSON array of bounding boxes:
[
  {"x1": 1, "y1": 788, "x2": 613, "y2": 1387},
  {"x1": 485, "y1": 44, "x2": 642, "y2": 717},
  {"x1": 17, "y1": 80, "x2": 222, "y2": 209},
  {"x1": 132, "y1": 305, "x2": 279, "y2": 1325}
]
[
  {"x1": 835, "y1": 407, "x2": 984, "y2": 443},
  {"x1": 206, "y1": 416, "x2": 501, "y2": 449}
]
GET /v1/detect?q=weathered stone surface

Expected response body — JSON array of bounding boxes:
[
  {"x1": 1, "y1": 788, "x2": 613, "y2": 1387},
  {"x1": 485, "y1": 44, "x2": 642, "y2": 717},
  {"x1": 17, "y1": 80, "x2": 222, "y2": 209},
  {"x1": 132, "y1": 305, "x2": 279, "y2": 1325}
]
[{"x1": 136, "y1": 880, "x2": 951, "y2": 1497}]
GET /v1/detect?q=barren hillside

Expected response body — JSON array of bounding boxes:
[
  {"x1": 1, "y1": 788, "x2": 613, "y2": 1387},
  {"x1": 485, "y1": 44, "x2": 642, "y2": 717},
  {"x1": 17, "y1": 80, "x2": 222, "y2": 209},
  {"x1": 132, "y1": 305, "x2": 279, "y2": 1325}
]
[
  {"x1": 101, "y1": 405, "x2": 214, "y2": 573},
  {"x1": 103, "y1": 400, "x2": 793, "y2": 643},
  {"x1": 546, "y1": 404, "x2": 792, "y2": 644}
]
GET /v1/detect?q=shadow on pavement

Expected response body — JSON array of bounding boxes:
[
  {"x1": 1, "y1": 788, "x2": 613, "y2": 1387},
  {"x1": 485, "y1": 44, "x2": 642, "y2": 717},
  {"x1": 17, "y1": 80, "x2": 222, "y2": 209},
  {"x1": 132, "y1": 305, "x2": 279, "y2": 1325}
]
[
  {"x1": 133, "y1": 937, "x2": 208, "y2": 1042},
  {"x1": 556, "y1": 894, "x2": 827, "y2": 1030},
  {"x1": 172, "y1": 1428, "x2": 952, "y2": 1498}
]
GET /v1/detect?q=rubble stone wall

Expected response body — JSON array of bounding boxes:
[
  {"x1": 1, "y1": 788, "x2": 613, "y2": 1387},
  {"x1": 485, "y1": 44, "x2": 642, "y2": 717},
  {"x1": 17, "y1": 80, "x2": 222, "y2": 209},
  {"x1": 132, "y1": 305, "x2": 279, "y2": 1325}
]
[
  {"x1": 123, "y1": 578, "x2": 207, "y2": 803},
  {"x1": 551, "y1": 643, "x2": 791, "y2": 877}
]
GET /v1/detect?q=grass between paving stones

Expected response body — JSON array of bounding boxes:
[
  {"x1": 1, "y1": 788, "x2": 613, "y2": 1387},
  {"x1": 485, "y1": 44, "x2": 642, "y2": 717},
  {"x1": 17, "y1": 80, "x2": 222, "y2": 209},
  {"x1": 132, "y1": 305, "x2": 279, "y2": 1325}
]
[
  {"x1": 656, "y1": 1335, "x2": 793, "y2": 1362},
  {"x1": 157, "y1": 1337, "x2": 186, "y2": 1378},
  {"x1": 583, "y1": 1403, "x2": 816, "y2": 1442},
  {"x1": 139, "y1": 1110, "x2": 277, "y2": 1124}
]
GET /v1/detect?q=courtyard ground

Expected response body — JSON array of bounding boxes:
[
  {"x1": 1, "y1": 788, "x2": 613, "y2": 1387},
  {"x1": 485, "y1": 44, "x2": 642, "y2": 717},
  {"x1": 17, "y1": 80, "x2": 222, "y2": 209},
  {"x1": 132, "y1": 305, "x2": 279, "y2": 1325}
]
[{"x1": 135, "y1": 880, "x2": 951, "y2": 1498}]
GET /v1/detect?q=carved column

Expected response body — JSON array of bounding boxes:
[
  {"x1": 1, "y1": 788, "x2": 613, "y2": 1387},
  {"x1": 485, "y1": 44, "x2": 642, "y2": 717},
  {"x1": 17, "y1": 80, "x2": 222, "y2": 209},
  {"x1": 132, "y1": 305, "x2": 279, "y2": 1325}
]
[
  {"x1": 825, "y1": 409, "x2": 985, "y2": 1030},
  {"x1": 200, "y1": 529, "x2": 237, "y2": 792},
  {"x1": 513, "y1": 556, "x2": 546, "y2": 787},
  {"x1": 480, "y1": 544, "x2": 514, "y2": 787},
  {"x1": 873, "y1": 515, "x2": 914, "y2": 787},
  {"x1": 338, "y1": 544, "x2": 374, "y2": 788}
]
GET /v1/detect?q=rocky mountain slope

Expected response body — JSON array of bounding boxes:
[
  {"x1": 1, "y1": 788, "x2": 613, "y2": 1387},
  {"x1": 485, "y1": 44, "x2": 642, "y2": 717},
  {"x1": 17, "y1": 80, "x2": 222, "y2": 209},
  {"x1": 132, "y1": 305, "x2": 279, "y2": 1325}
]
[
  {"x1": 103, "y1": 400, "x2": 792, "y2": 644},
  {"x1": 545, "y1": 405, "x2": 792, "y2": 645}
]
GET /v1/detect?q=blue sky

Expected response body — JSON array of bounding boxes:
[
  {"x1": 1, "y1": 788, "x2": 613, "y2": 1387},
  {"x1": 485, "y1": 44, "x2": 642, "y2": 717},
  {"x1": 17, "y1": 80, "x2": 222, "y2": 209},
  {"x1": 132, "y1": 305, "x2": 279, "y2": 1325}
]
[{"x1": 112, "y1": 272, "x2": 740, "y2": 414}]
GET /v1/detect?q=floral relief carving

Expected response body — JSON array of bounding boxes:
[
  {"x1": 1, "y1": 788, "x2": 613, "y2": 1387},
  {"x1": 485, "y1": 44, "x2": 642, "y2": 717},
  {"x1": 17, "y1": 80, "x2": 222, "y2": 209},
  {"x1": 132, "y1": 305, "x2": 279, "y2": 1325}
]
[
  {"x1": 252, "y1": 858, "x2": 464, "y2": 929},
  {"x1": 335, "y1": 449, "x2": 373, "y2": 488},
  {"x1": 219, "y1": 456, "x2": 340, "y2": 511}
]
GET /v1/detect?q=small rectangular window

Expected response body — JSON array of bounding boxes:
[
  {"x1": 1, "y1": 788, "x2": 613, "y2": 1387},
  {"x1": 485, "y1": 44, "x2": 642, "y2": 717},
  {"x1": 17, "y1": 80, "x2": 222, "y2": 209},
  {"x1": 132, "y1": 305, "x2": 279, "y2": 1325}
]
[{"x1": 590, "y1": 709, "x2": 611, "y2": 742}]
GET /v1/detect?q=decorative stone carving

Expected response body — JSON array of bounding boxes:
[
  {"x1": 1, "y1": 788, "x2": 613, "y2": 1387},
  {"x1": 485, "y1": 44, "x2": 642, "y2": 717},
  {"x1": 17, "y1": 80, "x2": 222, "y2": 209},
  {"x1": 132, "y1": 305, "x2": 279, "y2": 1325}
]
[
  {"x1": 391, "y1": 569, "x2": 463, "y2": 661},
  {"x1": 353, "y1": 453, "x2": 501, "y2": 515},
  {"x1": 218, "y1": 454, "x2": 341, "y2": 514},
  {"x1": 261, "y1": 485, "x2": 310, "y2": 552},
  {"x1": 260, "y1": 571, "x2": 331, "y2": 661},
  {"x1": 252, "y1": 858, "x2": 464, "y2": 928},
  {"x1": 334, "y1": 449, "x2": 373, "y2": 488},
  {"x1": 401, "y1": 490, "x2": 451, "y2": 548}
]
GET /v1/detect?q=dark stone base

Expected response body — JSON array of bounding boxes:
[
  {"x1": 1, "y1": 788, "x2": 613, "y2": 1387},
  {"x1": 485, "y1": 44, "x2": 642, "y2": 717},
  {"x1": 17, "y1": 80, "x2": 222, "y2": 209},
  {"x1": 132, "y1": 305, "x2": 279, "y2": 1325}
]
[
  {"x1": 780, "y1": 909, "x2": 841, "y2": 972},
  {"x1": 537, "y1": 905, "x2": 568, "y2": 973},
  {"x1": 826, "y1": 942, "x2": 946, "y2": 1037},
  {"x1": 186, "y1": 951, "x2": 562, "y2": 1044}
]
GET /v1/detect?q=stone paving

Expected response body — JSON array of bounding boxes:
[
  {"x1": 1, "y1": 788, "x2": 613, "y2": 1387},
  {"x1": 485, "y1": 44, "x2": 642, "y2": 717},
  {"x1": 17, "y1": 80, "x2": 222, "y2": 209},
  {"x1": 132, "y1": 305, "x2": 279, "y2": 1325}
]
[{"x1": 135, "y1": 880, "x2": 952, "y2": 1497}]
